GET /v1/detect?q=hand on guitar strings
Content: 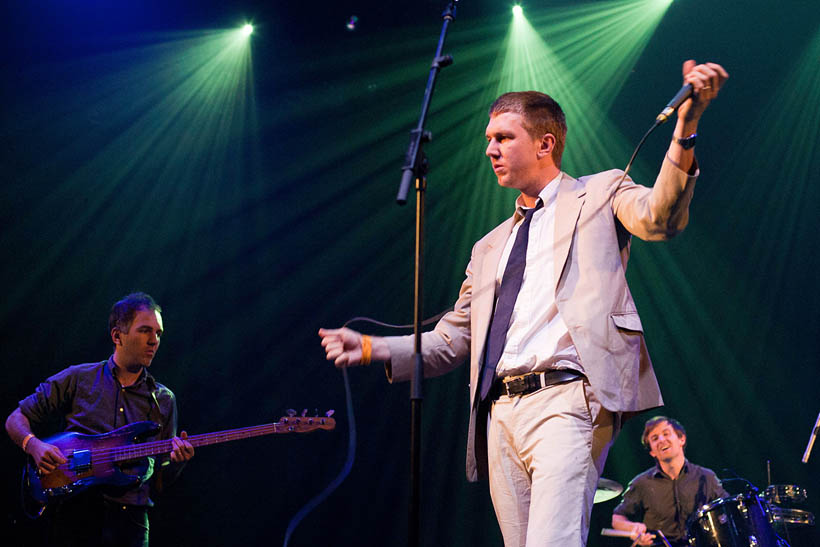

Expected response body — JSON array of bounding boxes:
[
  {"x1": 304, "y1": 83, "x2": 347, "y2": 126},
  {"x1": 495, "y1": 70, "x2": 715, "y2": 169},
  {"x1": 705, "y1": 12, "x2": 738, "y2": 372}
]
[
  {"x1": 169, "y1": 431, "x2": 195, "y2": 463},
  {"x1": 27, "y1": 438, "x2": 67, "y2": 475}
]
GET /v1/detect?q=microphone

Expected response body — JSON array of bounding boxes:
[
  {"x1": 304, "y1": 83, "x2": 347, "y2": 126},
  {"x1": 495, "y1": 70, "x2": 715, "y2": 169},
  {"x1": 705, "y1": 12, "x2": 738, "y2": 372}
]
[{"x1": 656, "y1": 83, "x2": 693, "y2": 123}]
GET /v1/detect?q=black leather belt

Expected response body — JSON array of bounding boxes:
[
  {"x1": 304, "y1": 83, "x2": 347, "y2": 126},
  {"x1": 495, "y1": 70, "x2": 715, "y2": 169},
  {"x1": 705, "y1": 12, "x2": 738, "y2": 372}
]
[{"x1": 490, "y1": 369, "x2": 583, "y2": 400}]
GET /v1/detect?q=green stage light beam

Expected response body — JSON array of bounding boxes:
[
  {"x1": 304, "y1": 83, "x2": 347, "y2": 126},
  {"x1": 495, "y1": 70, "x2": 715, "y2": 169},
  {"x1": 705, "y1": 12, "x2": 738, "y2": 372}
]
[
  {"x1": 487, "y1": 7, "x2": 633, "y2": 181},
  {"x1": 0, "y1": 28, "x2": 258, "y2": 313},
  {"x1": 524, "y1": 0, "x2": 674, "y2": 109},
  {"x1": 709, "y1": 25, "x2": 820, "y2": 317}
]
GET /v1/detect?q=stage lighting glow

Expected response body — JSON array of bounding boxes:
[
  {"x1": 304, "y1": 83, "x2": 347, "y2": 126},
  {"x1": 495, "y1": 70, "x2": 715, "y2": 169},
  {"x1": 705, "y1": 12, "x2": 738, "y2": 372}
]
[
  {"x1": 512, "y1": 5, "x2": 523, "y2": 18},
  {"x1": 241, "y1": 24, "x2": 253, "y2": 37},
  {"x1": 346, "y1": 15, "x2": 359, "y2": 31}
]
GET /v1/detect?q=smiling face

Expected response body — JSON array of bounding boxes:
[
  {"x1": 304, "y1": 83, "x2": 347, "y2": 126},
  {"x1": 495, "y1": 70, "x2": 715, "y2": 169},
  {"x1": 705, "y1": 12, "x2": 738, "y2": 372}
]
[
  {"x1": 112, "y1": 308, "x2": 163, "y2": 372},
  {"x1": 646, "y1": 420, "x2": 687, "y2": 463}
]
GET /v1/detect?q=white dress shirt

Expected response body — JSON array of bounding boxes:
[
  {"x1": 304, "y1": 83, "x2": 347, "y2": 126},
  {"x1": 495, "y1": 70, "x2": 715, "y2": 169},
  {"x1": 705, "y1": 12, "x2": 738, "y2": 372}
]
[{"x1": 494, "y1": 173, "x2": 583, "y2": 378}]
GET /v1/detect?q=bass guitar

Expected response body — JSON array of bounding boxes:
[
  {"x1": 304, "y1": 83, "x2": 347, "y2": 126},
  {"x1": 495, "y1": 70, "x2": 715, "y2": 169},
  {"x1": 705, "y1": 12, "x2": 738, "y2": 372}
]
[{"x1": 23, "y1": 411, "x2": 335, "y2": 515}]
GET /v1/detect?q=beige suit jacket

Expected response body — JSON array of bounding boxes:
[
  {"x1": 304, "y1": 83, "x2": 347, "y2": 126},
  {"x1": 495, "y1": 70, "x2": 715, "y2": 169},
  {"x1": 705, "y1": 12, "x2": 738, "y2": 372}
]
[{"x1": 385, "y1": 157, "x2": 698, "y2": 481}]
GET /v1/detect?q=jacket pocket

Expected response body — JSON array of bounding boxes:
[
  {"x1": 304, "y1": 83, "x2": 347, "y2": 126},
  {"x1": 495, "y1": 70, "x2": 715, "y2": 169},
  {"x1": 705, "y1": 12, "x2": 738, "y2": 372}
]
[{"x1": 610, "y1": 311, "x2": 643, "y2": 333}]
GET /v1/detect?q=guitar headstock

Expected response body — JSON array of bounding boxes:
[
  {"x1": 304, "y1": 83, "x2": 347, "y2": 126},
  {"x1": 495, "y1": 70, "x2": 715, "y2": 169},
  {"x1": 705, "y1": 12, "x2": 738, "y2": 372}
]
[{"x1": 277, "y1": 410, "x2": 336, "y2": 432}]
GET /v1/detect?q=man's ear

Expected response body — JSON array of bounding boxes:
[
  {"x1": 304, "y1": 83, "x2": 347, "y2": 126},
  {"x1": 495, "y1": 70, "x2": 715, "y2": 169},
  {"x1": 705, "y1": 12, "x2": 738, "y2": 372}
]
[
  {"x1": 537, "y1": 133, "x2": 556, "y2": 159},
  {"x1": 111, "y1": 328, "x2": 122, "y2": 346}
]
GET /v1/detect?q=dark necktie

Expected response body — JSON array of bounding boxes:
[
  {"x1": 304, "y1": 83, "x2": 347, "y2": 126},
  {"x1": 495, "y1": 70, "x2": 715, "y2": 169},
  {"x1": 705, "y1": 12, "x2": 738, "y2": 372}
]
[{"x1": 479, "y1": 199, "x2": 543, "y2": 400}]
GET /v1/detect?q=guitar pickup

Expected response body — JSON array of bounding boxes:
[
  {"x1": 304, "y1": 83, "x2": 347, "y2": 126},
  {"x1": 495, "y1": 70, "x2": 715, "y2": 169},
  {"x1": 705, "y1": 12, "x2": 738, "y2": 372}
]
[{"x1": 69, "y1": 449, "x2": 92, "y2": 471}]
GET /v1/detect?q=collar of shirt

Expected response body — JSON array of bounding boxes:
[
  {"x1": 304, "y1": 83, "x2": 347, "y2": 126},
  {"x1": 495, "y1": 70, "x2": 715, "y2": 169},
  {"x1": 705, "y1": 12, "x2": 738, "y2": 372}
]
[
  {"x1": 107, "y1": 355, "x2": 152, "y2": 389},
  {"x1": 653, "y1": 459, "x2": 691, "y2": 479},
  {"x1": 513, "y1": 172, "x2": 563, "y2": 219}
]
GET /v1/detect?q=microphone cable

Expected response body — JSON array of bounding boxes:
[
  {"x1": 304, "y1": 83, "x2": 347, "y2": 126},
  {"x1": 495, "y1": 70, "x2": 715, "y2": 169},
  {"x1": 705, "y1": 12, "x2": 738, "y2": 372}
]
[
  {"x1": 617, "y1": 118, "x2": 664, "y2": 188},
  {"x1": 282, "y1": 309, "x2": 451, "y2": 546}
]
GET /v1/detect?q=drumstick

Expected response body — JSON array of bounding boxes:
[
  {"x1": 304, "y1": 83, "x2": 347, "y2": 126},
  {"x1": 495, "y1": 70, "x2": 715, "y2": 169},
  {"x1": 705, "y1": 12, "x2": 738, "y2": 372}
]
[
  {"x1": 656, "y1": 530, "x2": 673, "y2": 547},
  {"x1": 802, "y1": 411, "x2": 820, "y2": 463},
  {"x1": 601, "y1": 528, "x2": 663, "y2": 546},
  {"x1": 600, "y1": 528, "x2": 635, "y2": 538},
  {"x1": 600, "y1": 528, "x2": 643, "y2": 546}
]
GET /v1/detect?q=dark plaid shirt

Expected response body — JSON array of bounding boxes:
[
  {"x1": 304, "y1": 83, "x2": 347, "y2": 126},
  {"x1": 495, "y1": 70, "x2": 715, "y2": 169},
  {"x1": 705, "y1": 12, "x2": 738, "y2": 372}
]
[
  {"x1": 19, "y1": 357, "x2": 178, "y2": 506},
  {"x1": 613, "y1": 460, "x2": 728, "y2": 543}
]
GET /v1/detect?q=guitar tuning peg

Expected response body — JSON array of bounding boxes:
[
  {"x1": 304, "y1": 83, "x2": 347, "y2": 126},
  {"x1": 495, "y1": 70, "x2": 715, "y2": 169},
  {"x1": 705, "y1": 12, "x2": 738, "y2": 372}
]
[
  {"x1": 325, "y1": 409, "x2": 335, "y2": 417},
  {"x1": 301, "y1": 409, "x2": 308, "y2": 417},
  {"x1": 286, "y1": 409, "x2": 297, "y2": 417}
]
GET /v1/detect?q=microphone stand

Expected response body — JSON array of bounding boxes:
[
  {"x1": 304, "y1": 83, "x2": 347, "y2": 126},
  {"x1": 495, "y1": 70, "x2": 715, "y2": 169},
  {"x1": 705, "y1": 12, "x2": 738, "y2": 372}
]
[{"x1": 395, "y1": 2, "x2": 457, "y2": 546}]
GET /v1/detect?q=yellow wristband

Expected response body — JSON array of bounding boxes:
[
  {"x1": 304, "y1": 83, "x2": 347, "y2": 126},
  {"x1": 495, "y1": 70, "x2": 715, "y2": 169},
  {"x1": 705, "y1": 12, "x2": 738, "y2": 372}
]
[
  {"x1": 360, "y1": 335, "x2": 372, "y2": 366},
  {"x1": 21, "y1": 433, "x2": 35, "y2": 453}
]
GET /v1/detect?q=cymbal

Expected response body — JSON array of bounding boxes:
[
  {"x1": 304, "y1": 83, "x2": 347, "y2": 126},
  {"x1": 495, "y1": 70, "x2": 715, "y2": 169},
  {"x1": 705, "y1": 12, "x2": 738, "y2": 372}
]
[{"x1": 594, "y1": 478, "x2": 623, "y2": 504}]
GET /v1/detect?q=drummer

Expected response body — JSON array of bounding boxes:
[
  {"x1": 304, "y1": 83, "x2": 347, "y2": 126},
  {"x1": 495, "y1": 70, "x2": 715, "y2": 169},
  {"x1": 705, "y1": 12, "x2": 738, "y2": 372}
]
[{"x1": 611, "y1": 416, "x2": 728, "y2": 546}]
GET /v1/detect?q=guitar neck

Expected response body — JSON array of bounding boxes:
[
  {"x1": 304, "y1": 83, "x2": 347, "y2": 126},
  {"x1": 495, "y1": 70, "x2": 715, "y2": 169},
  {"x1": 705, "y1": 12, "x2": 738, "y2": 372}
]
[{"x1": 109, "y1": 417, "x2": 332, "y2": 462}]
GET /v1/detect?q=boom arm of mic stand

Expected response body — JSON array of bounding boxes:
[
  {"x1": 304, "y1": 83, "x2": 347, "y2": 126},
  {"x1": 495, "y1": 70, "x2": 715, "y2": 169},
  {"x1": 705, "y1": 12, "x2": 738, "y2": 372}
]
[{"x1": 396, "y1": 2, "x2": 456, "y2": 205}]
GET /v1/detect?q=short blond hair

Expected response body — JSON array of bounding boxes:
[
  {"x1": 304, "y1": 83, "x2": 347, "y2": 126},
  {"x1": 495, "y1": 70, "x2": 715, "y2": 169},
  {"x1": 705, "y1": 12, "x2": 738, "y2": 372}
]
[{"x1": 489, "y1": 91, "x2": 567, "y2": 167}]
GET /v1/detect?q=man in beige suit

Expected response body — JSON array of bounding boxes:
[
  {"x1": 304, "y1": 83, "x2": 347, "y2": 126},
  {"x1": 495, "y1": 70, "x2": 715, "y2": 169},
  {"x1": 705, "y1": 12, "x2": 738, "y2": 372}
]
[{"x1": 320, "y1": 60, "x2": 728, "y2": 546}]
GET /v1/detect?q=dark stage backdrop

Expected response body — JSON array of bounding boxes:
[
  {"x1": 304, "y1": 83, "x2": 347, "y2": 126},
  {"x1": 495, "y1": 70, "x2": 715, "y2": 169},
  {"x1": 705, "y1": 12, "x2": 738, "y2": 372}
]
[{"x1": 1, "y1": 1, "x2": 818, "y2": 546}]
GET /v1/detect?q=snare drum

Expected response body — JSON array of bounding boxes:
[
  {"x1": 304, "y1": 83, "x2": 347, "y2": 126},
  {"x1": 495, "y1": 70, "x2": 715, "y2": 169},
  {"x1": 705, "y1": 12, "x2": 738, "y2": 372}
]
[
  {"x1": 688, "y1": 492, "x2": 780, "y2": 547},
  {"x1": 763, "y1": 484, "x2": 808, "y2": 506}
]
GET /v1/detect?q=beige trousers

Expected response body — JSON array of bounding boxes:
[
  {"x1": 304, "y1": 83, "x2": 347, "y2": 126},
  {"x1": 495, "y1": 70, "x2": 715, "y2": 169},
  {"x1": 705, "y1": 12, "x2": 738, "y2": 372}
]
[{"x1": 487, "y1": 379, "x2": 618, "y2": 546}]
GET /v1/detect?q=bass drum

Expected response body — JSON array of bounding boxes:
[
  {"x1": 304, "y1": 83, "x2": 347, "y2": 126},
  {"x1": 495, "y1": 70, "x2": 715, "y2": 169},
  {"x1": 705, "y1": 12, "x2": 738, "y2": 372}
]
[{"x1": 688, "y1": 492, "x2": 783, "y2": 547}]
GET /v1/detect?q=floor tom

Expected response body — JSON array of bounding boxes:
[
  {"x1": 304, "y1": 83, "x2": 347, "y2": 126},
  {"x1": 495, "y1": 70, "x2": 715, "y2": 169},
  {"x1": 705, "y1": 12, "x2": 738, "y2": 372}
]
[{"x1": 688, "y1": 492, "x2": 780, "y2": 547}]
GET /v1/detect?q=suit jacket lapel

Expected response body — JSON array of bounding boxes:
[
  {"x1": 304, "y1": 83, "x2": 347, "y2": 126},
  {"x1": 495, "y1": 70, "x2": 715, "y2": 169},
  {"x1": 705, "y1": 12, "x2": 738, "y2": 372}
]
[
  {"x1": 470, "y1": 217, "x2": 515, "y2": 391},
  {"x1": 554, "y1": 173, "x2": 586, "y2": 290}
]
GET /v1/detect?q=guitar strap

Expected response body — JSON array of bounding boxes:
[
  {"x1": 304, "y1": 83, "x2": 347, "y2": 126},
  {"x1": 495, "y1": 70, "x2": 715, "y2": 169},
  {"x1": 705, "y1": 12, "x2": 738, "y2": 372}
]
[
  {"x1": 144, "y1": 375, "x2": 166, "y2": 488},
  {"x1": 145, "y1": 375, "x2": 164, "y2": 435}
]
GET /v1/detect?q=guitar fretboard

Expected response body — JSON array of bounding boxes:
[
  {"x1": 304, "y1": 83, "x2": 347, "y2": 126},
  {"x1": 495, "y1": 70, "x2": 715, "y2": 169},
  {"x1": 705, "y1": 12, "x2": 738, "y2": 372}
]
[{"x1": 102, "y1": 417, "x2": 334, "y2": 462}]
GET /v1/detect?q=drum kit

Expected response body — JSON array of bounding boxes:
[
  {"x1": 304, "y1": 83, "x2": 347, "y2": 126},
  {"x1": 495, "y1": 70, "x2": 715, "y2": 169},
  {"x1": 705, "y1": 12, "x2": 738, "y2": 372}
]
[
  {"x1": 600, "y1": 413, "x2": 820, "y2": 546},
  {"x1": 688, "y1": 483, "x2": 815, "y2": 547},
  {"x1": 597, "y1": 479, "x2": 816, "y2": 547}
]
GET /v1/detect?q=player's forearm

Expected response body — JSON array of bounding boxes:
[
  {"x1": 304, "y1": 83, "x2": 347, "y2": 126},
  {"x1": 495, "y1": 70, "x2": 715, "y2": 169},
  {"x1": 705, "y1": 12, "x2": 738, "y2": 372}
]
[
  {"x1": 611, "y1": 513, "x2": 638, "y2": 531},
  {"x1": 6, "y1": 407, "x2": 35, "y2": 451},
  {"x1": 666, "y1": 117, "x2": 699, "y2": 175},
  {"x1": 371, "y1": 336, "x2": 391, "y2": 362}
]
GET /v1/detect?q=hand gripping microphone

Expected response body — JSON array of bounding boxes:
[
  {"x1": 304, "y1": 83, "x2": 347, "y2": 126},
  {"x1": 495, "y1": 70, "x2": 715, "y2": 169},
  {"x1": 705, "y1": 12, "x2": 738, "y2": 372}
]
[{"x1": 656, "y1": 83, "x2": 693, "y2": 124}]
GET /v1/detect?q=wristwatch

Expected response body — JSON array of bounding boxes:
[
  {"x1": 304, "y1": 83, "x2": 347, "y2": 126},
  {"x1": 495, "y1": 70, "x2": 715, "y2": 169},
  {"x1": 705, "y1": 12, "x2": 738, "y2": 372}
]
[{"x1": 674, "y1": 133, "x2": 697, "y2": 150}]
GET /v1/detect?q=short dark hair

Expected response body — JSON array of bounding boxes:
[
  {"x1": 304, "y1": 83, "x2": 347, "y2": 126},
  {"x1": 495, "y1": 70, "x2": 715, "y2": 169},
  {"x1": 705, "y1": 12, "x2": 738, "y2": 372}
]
[
  {"x1": 641, "y1": 415, "x2": 686, "y2": 450},
  {"x1": 108, "y1": 292, "x2": 162, "y2": 334},
  {"x1": 489, "y1": 91, "x2": 568, "y2": 167}
]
